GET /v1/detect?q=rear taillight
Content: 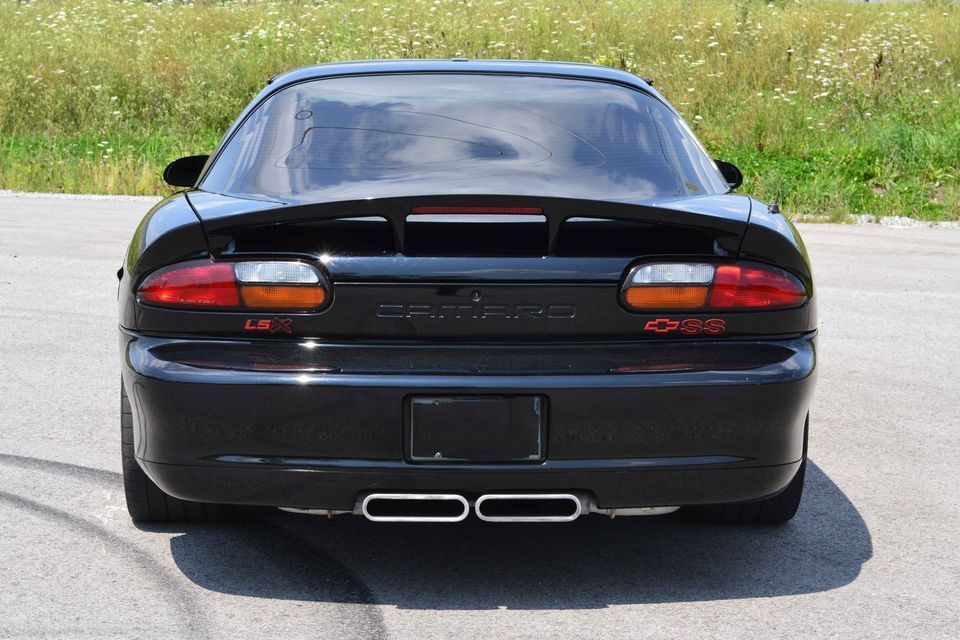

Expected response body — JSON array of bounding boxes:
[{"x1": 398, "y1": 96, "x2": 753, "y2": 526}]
[
  {"x1": 709, "y1": 264, "x2": 806, "y2": 309},
  {"x1": 234, "y1": 261, "x2": 327, "y2": 309},
  {"x1": 138, "y1": 260, "x2": 330, "y2": 311},
  {"x1": 621, "y1": 261, "x2": 806, "y2": 311},
  {"x1": 138, "y1": 262, "x2": 239, "y2": 308}
]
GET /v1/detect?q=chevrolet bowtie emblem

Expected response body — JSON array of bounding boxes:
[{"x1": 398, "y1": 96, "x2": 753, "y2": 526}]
[{"x1": 643, "y1": 318, "x2": 681, "y2": 333}]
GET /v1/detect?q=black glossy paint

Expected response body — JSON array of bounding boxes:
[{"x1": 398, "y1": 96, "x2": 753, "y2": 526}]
[
  {"x1": 189, "y1": 193, "x2": 751, "y2": 257},
  {"x1": 119, "y1": 193, "x2": 208, "y2": 328},
  {"x1": 119, "y1": 60, "x2": 818, "y2": 512},
  {"x1": 122, "y1": 331, "x2": 814, "y2": 509}
]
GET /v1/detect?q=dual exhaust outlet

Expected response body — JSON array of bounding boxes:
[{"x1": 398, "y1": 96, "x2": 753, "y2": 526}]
[{"x1": 359, "y1": 493, "x2": 678, "y2": 523}]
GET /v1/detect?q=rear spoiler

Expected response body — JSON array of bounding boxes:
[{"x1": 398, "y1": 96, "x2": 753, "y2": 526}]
[{"x1": 188, "y1": 192, "x2": 751, "y2": 256}]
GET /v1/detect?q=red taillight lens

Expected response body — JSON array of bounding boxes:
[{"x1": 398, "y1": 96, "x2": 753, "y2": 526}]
[
  {"x1": 621, "y1": 261, "x2": 806, "y2": 311},
  {"x1": 139, "y1": 262, "x2": 239, "y2": 308},
  {"x1": 709, "y1": 264, "x2": 806, "y2": 309},
  {"x1": 138, "y1": 260, "x2": 330, "y2": 311}
]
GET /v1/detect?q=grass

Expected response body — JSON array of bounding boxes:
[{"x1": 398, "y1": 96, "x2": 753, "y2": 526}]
[{"x1": 1, "y1": 0, "x2": 958, "y2": 221}]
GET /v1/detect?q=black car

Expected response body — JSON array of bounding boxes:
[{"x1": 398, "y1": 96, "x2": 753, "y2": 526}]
[{"x1": 119, "y1": 60, "x2": 815, "y2": 525}]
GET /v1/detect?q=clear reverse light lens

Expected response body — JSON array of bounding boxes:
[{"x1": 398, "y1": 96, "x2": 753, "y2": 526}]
[
  {"x1": 234, "y1": 262, "x2": 320, "y2": 284},
  {"x1": 630, "y1": 263, "x2": 715, "y2": 285}
]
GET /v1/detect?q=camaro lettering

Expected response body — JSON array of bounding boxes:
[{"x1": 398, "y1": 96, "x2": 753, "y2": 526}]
[
  {"x1": 377, "y1": 303, "x2": 576, "y2": 320},
  {"x1": 644, "y1": 318, "x2": 726, "y2": 335}
]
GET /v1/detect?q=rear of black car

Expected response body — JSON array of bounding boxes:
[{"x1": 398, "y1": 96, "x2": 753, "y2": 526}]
[{"x1": 119, "y1": 64, "x2": 816, "y2": 524}]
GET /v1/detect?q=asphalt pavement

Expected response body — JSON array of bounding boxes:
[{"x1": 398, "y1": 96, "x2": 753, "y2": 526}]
[{"x1": 0, "y1": 193, "x2": 958, "y2": 639}]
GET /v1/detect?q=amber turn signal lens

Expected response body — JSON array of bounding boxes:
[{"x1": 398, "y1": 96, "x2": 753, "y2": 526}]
[
  {"x1": 240, "y1": 285, "x2": 326, "y2": 310},
  {"x1": 623, "y1": 286, "x2": 709, "y2": 309}
]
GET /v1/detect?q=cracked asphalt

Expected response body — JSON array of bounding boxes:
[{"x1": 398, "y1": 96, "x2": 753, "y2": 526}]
[{"x1": 0, "y1": 194, "x2": 958, "y2": 639}]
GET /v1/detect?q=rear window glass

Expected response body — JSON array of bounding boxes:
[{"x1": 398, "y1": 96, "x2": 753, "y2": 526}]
[{"x1": 201, "y1": 74, "x2": 728, "y2": 203}]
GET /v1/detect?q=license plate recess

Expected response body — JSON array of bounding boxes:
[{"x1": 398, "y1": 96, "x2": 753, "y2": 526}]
[{"x1": 406, "y1": 395, "x2": 545, "y2": 463}]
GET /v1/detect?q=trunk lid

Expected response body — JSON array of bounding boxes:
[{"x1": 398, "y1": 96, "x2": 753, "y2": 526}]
[{"x1": 170, "y1": 191, "x2": 753, "y2": 340}]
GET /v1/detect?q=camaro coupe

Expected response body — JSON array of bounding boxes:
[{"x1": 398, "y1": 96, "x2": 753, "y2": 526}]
[{"x1": 119, "y1": 60, "x2": 816, "y2": 524}]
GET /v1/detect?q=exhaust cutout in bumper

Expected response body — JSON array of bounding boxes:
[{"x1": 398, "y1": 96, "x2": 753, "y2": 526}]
[
  {"x1": 361, "y1": 493, "x2": 469, "y2": 522},
  {"x1": 475, "y1": 493, "x2": 582, "y2": 523}
]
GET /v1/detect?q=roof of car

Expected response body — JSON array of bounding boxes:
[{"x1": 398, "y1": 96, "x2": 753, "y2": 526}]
[{"x1": 267, "y1": 58, "x2": 653, "y2": 91}]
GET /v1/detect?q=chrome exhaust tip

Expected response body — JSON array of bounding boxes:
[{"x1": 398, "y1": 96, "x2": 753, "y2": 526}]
[
  {"x1": 360, "y1": 493, "x2": 469, "y2": 523},
  {"x1": 475, "y1": 493, "x2": 582, "y2": 523}
]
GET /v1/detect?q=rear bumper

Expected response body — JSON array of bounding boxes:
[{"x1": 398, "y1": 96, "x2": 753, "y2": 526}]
[{"x1": 121, "y1": 331, "x2": 815, "y2": 510}]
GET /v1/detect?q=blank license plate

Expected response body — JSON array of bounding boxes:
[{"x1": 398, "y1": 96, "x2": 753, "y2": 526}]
[{"x1": 406, "y1": 395, "x2": 545, "y2": 463}]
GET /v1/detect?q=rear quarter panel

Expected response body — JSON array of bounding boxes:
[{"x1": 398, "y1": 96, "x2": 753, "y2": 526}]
[{"x1": 119, "y1": 193, "x2": 208, "y2": 329}]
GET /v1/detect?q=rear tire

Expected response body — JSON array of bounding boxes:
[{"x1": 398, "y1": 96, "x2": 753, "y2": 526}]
[
  {"x1": 122, "y1": 383, "x2": 227, "y2": 523},
  {"x1": 692, "y1": 458, "x2": 806, "y2": 525}
]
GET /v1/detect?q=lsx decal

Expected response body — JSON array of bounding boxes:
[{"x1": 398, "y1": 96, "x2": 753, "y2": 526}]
[{"x1": 244, "y1": 318, "x2": 293, "y2": 334}]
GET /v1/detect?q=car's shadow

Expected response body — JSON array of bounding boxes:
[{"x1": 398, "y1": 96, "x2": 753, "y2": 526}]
[{"x1": 158, "y1": 461, "x2": 871, "y2": 610}]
